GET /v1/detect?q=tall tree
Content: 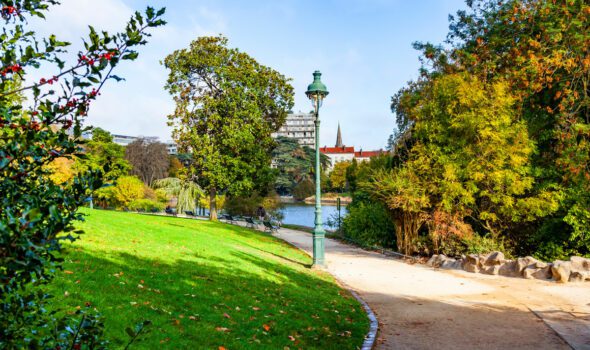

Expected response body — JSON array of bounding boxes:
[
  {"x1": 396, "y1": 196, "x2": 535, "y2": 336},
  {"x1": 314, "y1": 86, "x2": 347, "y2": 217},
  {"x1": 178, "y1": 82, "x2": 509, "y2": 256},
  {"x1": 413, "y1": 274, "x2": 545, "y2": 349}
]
[
  {"x1": 125, "y1": 137, "x2": 169, "y2": 185},
  {"x1": 329, "y1": 161, "x2": 351, "y2": 193},
  {"x1": 164, "y1": 36, "x2": 294, "y2": 220},
  {"x1": 378, "y1": 74, "x2": 560, "y2": 254},
  {"x1": 75, "y1": 127, "x2": 130, "y2": 182},
  {"x1": 271, "y1": 136, "x2": 330, "y2": 195}
]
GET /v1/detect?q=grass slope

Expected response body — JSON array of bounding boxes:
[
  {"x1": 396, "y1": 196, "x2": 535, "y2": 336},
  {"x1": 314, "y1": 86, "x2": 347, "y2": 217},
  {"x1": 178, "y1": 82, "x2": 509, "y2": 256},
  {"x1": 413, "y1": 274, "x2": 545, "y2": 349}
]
[{"x1": 49, "y1": 209, "x2": 368, "y2": 349}]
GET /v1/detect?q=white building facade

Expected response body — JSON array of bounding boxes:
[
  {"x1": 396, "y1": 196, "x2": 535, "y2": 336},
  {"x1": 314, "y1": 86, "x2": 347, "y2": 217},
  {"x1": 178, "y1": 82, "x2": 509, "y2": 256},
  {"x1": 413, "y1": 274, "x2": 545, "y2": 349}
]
[{"x1": 272, "y1": 112, "x2": 315, "y2": 148}]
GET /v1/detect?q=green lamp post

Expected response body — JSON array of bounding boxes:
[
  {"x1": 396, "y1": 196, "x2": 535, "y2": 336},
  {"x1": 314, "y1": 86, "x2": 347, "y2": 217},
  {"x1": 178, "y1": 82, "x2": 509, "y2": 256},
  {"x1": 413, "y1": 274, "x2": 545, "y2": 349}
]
[{"x1": 306, "y1": 70, "x2": 329, "y2": 268}]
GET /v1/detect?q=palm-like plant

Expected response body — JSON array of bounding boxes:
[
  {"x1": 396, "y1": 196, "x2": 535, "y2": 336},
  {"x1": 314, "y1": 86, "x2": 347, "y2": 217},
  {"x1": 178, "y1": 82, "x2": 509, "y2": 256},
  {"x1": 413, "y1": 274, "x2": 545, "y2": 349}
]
[{"x1": 152, "y1": 177, "x2": 204, "y2": 214}]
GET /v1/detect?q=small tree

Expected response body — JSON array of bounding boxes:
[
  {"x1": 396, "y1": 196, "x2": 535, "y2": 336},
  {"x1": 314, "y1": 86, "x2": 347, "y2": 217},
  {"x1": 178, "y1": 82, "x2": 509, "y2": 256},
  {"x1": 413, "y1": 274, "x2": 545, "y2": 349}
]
[
  {"x1": 0, "y1": 1, "x2": 165, "y2": 346},
  {"x1": 112, "y1": 175, "x2": 145, "y2": 208},
  {"x1": 75, "y1": 127, "x2": 131, "y2": 181},
  {"x1": 164, "y1": 36, "x2": 294, "y2": 220},
  {"x1": 125, "y1": 137, "x2": 169, "y2": 185},
  {"x1": 152, "y1": 177, "x2": 203, "y2": 214},
  {"x1": 329, "y1": 161, "x2": 351, "y2": 193}
]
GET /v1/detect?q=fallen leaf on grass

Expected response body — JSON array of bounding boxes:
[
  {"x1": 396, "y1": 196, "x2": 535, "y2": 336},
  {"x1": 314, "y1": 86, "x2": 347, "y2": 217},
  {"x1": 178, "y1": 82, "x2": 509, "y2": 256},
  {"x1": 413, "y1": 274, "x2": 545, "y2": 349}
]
[
  {"x1": 252, "y1": 307, "x2": 260, "y2": 311},
  {"x1": 263, "y1": 324, "x2": 270, "y2": 331},
  {"x1": 219, "y1": 347, "x2": 226, "y2": 350},
  {"x1": 63, "y1": 270, "x2": 74, "y2": 274},
  {"x1": 223, "y1": 313, "x2": 231, "y2": 319},
  {"x1": 288, "y1": 335, "x2": 295, "y2": 341},
  {"x1": 215, "y1": 327, "x2": 230, "y2": 333}
]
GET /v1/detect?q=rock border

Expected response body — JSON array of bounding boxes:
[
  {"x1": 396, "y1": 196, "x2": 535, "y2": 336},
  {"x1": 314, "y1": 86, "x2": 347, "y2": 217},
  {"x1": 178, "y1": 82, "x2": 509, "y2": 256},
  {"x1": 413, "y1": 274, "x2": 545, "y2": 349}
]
[{"x1": 427, "y1": 252, "x2": 590, "y2": 283}]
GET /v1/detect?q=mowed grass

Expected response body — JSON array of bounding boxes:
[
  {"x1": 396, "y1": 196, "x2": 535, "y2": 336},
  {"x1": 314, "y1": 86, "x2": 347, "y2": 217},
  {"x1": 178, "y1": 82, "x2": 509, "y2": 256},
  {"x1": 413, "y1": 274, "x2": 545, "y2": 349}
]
[{"x1": 48, "y1": 209, "x2": 369, "y2": 349}]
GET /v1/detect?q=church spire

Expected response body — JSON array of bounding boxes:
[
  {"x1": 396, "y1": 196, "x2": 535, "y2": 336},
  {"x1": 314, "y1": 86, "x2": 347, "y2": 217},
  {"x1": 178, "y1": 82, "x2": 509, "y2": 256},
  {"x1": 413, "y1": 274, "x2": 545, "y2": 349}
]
[{"x1": 335, "y1": 122, "x2": 343, "y2": 148}]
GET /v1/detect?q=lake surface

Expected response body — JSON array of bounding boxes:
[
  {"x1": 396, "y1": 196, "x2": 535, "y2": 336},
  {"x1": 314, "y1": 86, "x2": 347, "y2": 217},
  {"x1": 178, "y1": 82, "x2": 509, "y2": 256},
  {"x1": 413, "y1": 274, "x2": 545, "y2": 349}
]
[{"x1": 279, "y1": 203, "x2": 347, "y2": 228}]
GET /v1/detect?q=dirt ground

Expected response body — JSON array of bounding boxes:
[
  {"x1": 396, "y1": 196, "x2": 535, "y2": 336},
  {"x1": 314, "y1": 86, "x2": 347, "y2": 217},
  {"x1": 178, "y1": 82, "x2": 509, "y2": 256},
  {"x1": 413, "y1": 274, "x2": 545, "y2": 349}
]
[{"x1": 274, "y1": 228, "x2": 590, "y2": 350}]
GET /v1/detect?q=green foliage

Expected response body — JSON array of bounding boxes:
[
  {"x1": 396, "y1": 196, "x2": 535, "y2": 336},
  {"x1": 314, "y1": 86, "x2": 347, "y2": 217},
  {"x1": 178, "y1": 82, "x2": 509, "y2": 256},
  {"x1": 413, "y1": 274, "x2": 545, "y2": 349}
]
[
  {"x1": 152, "y1": 177, "x2": 204, "y2": 214},
  {"x1": 75, "y1": 127, "x2": 131, "y2": 182},
  {"x1": 164, "y1": 36, "x2": 294, "y2": 220},
  {"x1": 224, "y1": 191, "x2": 283, "y2": 219},
  {"x1": 292, "y1": 178, "x2": 315, "y2": 201},
  {"x1": 385, "y1": 0, "x2": 590, "y2": 259},
  {"x1": 342, "y1": 202, "x2": 396, "y2": 248},
  {"x1": 329, "y1": 161, "x2": 350, "y2": 192},
  {"x1": 127, "y1": 198, "x2": 165, "y2": 212},
  {"x1": 111, "y1": 175, "x2": 145, "y2": 208},
  {"x1": 380, "y1": 73, "x2": 561, "y2": 255},
  {"x1": 0, "y1": 1, "x2": 165, "y2": 346},
  {"x1": 272, "y1": 136, "x2": 330, "y2": 196}
]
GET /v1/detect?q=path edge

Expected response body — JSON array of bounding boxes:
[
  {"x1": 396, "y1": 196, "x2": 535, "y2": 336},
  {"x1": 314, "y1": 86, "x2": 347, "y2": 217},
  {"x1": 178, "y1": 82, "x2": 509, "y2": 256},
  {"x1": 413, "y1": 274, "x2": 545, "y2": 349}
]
[{"x1": 273, "y1": 231, "x2": 378, "y2": 350}]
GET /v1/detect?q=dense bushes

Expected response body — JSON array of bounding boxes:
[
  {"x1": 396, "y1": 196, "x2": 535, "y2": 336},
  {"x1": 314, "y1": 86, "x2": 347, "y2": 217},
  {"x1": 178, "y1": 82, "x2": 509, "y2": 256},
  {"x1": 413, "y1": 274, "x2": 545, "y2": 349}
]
[
  {"x1": 128, "y1": 198, "x2": 166, "y2": 212},
  {"x1": 224, "y1": 192, "x2": 283, "y2": 220},
  {"x1": 347, "y1": 0, "x2": 590, "y2": 261},
  {"x1": 341, "y1": 202, "x2": 396, "y2": 248}
]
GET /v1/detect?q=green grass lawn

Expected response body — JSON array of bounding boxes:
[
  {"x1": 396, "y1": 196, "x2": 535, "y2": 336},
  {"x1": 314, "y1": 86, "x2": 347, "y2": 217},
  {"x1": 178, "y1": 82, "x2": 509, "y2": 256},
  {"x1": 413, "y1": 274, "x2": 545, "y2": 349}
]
[{"x1": 49, "y1": 209, "x2": 368, "y2": 349}]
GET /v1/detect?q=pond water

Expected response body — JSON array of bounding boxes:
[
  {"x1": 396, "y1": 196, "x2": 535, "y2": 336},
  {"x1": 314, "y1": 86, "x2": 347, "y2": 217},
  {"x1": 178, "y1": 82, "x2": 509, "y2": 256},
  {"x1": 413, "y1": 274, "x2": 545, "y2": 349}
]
[{"x1": 279, "y1": 203, "x2": 347, "y2": 228}]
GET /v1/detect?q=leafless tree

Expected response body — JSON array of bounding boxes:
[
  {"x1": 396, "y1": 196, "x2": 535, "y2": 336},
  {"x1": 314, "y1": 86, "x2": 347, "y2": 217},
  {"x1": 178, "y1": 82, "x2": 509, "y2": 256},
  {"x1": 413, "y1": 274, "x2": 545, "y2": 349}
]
[{"x1": 125, "y1": 138, "x2": 170, "y2": 185}]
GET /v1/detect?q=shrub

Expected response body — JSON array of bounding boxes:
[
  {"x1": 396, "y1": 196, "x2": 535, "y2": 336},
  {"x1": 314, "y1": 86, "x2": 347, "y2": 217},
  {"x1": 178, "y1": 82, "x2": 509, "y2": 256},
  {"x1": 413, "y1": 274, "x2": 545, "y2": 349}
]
[
  {"x1": 128, "y1": 199, "x2": 165, "y2": 212},
  {"x1": 293, "y1": 179, "x2": 314, "y2": 201},
  {"x1": 422, "y1": 233, "x2": 509, "y2": 258},
  {"x1": 113, "y1": 176, "x2": 146, "y2": 208},
  {"x1": 224, "y1": 191, "x2": 283, "y2": 220},
  {"x1": 341, "y1": 202, "x2": 396, "y2": 248}
]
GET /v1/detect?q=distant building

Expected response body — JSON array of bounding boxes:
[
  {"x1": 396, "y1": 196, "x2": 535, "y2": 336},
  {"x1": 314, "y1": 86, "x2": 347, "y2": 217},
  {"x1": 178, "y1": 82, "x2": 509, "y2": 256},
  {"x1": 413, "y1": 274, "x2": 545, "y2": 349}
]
[
  {"x1": 111, "y1": 133, "x2": 178, "y2": 155},
  {"x1": 112, "y1": 134, "x2": 156, "y2": 146},
  {"x1": 320, "y1": 123, "x2": 386, "y2": 171},
  {"x1": 272, "y1": 112, "x2": 315, "y2": 147},
  {"x1": 166, "y1": 141, "x2": 178, "y2": 155}
]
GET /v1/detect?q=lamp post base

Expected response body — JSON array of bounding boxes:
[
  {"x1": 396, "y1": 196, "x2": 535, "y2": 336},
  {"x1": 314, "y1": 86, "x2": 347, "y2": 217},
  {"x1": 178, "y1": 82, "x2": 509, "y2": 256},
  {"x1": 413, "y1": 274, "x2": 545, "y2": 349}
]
[{"x1": 312, "y1": 228, "x2": 326, "y2": 268}]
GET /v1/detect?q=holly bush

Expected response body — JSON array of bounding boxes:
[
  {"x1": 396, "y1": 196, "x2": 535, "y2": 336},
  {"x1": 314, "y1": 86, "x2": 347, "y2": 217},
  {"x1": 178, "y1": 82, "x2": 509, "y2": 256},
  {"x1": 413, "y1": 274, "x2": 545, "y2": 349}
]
[{"x1": 0, "y1": 1, "x2": 165, "y2": 348}]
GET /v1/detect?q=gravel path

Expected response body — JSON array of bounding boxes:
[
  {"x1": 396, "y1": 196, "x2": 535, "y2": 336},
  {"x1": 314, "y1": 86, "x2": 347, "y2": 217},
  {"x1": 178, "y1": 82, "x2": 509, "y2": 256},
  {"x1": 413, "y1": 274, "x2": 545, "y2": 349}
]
[{"x1": 273, "y1": 227, "x2": 590, "y2": 350}]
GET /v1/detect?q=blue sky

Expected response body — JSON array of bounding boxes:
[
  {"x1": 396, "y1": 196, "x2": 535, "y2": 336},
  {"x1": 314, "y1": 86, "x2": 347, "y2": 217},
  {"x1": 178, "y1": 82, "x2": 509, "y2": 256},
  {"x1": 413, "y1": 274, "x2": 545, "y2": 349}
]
[{"x1": 30, "y1": 0, "x2": 467, "y2": 150}]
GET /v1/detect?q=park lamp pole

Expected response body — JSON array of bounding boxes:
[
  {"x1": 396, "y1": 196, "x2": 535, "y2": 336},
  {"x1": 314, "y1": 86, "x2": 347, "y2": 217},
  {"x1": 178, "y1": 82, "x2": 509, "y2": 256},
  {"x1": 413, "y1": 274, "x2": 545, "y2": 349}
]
[{"x1": 306, "y1": 70, "x2": 329, "y2": 268}]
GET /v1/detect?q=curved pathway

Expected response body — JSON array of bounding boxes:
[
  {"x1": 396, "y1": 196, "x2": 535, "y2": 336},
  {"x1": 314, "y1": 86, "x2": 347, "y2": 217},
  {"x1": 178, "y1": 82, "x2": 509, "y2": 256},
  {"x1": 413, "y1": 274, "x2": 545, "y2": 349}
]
[{"x1": 273, "y1": 228, "x2": 590, "y2": 350}]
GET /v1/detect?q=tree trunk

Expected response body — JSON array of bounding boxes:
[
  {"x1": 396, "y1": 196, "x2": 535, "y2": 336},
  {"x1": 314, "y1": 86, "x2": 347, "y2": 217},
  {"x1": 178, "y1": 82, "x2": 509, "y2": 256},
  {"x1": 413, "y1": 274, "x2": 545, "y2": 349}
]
[{"x1": 209, "y1": 188, "x2": 217, "y2": 221}]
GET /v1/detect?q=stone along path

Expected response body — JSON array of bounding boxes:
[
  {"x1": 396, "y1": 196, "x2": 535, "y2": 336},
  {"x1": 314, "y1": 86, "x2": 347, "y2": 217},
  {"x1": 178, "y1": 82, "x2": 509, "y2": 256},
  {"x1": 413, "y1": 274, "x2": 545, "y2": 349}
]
[{"x1": 273, "y1": 228, "x2": 590, "y2": 350}]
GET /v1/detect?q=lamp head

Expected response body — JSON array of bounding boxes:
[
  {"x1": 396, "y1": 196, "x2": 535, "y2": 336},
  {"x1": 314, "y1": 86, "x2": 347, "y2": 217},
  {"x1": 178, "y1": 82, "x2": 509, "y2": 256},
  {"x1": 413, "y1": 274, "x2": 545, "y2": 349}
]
[{"x1": 306, "y1": 70, "x2": 329, "y2": 110}]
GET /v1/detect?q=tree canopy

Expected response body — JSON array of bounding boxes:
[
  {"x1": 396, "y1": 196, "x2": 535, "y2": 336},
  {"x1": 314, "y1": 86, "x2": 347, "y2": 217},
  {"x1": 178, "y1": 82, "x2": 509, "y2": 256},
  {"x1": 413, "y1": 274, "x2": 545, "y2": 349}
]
[
  {"x1": 380, "y1": 0, "x2": 589, "y2": 259},
  {"x1": 164, "y1": 36, "x2": 294, "y2": 220}
]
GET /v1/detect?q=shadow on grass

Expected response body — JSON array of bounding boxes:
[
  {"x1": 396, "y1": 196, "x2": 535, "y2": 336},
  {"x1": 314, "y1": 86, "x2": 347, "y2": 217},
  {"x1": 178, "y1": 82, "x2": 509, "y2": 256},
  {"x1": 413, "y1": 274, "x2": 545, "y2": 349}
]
[{"x1": 50, "y1": 247, "x2": 367, "y2": 350}]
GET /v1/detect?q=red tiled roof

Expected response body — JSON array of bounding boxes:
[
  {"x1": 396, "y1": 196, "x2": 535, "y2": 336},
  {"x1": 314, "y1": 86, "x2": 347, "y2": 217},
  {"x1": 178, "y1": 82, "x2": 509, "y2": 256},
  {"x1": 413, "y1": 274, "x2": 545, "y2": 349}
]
[
  {"x1": 320, "y1": 146, "x2": 355, "y2": 154},
  {"x1": 355, "y1": 150, "x2": 385, "y2": 158}
]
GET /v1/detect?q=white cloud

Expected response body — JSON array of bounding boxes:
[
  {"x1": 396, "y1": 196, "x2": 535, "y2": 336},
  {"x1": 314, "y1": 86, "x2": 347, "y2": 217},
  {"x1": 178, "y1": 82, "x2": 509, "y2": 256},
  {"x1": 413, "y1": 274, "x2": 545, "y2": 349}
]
[{"x1": 31, "y1": 0, "x2": 133, "y2": 41}]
